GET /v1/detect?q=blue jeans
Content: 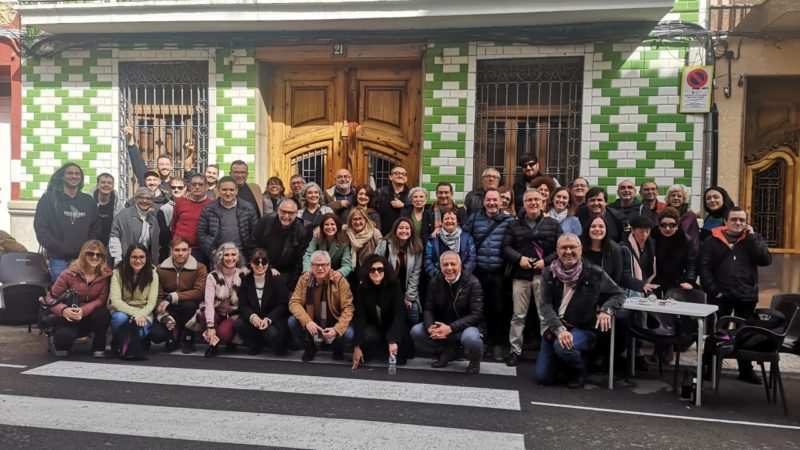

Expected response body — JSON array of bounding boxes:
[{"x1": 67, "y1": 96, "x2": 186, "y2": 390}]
[
  {"x1": 534, "y1": 328, "x2": 596, "y2": 385},
  {"x1": 48, "y1": 257, "x2": 70, "y2": 283},
  {"x1": 110, "y1": 311, "x2": 152, "y2": 338},
  {"x1": 287, "y1": 316, "x2": 354, "y2": 351},
  {"x1": 410, "y1": 323, "x2": 483, "y2": 359}
]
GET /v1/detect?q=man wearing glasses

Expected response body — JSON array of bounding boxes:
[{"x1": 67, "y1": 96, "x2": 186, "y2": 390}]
[
  {"x1": 608, "y1": 180, "x2": 656, "y2": 229},
  {"x1": 699, "y1": 207, "x2": 772, "y2": 384},
  {"x1": 324, "y1": 168, "x2": 356, "y2": 220},
  {"x1": 376, "y1": 166, "x2": 411, "y2": 235},
  {"x1": 535, "y1": 233, "x2": 625, "y2": 388},
  {"x1": 197, "y1": 176, "x2": 259, "y2": 262},
  {"x1": 172, "y1": 174, "x2": 214, "y2": 266},
  {"x1": 156, "y1": 177, "x2": 187, "y2": 262},
  {"x1": 109, "y1": 187, "x2": 160, "y2": 265},
  {"x1": 464, "y1": 168, "x2": 501, "y2": 215},
  {"x1": 253, "y1": 198, "x2": 311, "y2": 290}
]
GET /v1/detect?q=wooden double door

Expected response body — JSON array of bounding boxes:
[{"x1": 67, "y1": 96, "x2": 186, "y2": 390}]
[{"x1": 268, "y1": 64, "x2": 421, "y2": 189}]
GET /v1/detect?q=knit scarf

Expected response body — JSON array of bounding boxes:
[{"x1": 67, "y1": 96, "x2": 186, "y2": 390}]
[
  {"x1": 550, "y1": 258, "x2": 582, "y2": 285},
  {"x1": 346, "y1": 222, "x2": 378, "y2": 264},
  {"x1": 547, "y1": 208, "x2": 568, "y2": 224},
  {"x1": 627, "y1": 233, "x2": 656, "y2": 283},
  {"x1": 439, "y1": 227, "x2": 462, "y2": 253},
  {"x1": 135, "y1": 207, "x2": 151, "y2": 246}
]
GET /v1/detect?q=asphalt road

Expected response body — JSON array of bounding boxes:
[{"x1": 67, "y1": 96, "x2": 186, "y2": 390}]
[{"x1": 0, "y1": 325, "x2": 798, "y2": 449}]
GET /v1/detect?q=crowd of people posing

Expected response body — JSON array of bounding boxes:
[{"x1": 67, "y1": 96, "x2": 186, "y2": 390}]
[{"x1": 32, "y1": 150, "x2": 771, "y2": 385}]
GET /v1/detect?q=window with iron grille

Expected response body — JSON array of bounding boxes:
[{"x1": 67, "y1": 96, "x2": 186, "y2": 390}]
[
  {"x1": 751, "y1": 159, "x2": 785, "y2": 248},
  {"x1": 474, "y1": 57, "x2": 583, "y2": 189},
  {"x1": 119, "y1": 61, "x2": 209, "y2": 197},
  {"x1": 293, "y1": 148, "x2": 326, "y2": 188}
]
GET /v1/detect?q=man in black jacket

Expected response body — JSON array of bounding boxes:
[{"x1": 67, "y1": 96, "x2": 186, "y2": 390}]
[
  {"x1": 34, "y1": 162, "x2": 100, "y2": 281},
  {"x1": 410, "y1": 251, "x2": 484, "y2": 374},
  {"x1": 699, "y1": 207, "x2": 772, "y2": 384},
  {"x1": 576, "y1": 187, "x2": 627, "y2": 242},
  {"x1": 196, "y1": 176, "x2": 258, "y2": 262},
  {"x1": 535, "y1": 233, "x2": 625, "y2": 388},
  {"x1": 374, "y1": 166, "x2": 410, "y2": 235},
  {"x1": 253, "y1": 199, "x2": 311, "y2": 291},
  {"x1": 502, "y1": 188, "x2": 563, "y2": 366}
]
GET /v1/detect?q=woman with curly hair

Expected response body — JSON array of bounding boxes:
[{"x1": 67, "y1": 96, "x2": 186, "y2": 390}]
[
  {"x1": 202, "y1": 242, "x2": 249, "y2": 357},
  {"x1": 665, "y1": 184, "x2": 700, "y2": 253}
]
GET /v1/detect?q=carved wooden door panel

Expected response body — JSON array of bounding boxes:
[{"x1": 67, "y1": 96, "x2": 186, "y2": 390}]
[{"x1": 268, "y1": 64, "x2": 420, "y2": 188}]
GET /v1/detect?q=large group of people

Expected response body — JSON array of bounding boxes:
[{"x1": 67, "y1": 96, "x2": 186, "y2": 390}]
[{"x1": 33, "y1": 149, "x2": 772, "y2": 386}]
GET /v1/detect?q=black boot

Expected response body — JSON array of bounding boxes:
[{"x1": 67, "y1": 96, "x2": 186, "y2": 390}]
[
  {"x1": 204, "y1": 345, "x2": 218, "y2": 358},
  {"x1": 431, "y1": 347, "x2": 457, "y2": 368}
]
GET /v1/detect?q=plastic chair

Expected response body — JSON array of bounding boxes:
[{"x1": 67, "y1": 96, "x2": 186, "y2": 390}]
[
  {"x1": 711, "y1": 302, "x2": 798, "y2": 416},
  {"x1": 627, "y1": 288, "x2": 707, "y2": 392},
  {"x1": 770, "y1": 293, "x2": 800, "y2": 356},
  {"x1": 0, "y1": 252, "x2": 50, "y2": 331}
]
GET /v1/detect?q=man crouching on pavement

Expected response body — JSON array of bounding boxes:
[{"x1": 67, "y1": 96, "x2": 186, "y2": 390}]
[
  {"x1": 535, "y1": 232, "x2": 625, "y2": 388},
  {"x1": 411, "y1": 250, "x2": 484, "y2": 375}
]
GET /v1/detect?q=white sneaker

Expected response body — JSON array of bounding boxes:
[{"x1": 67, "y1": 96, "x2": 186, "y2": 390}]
[
  {"x1": 53, "y1": 350, "x2": 68, "y2": 357},
  {"x1": 92, "y1": 351, "x2": 106, "y2": 358}
]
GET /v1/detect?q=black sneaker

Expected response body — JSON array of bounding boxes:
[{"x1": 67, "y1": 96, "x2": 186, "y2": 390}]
[
  {"x1": 182, "y1": 340, "x2": 196, "y2": 354},
  {"x1": 331, "y1": 347, "x2": 344, "y2": 361},
  {"x1": 506, "y1": 352, "x2": 522, "y2": 367},
  {"x1": 204, "y1": 345, "x2": 218, "y2": 358},
  {"x1": 247, "y1": 345, "x2": 263, "y2": 356},
  {"x1": 302, "y1": 341, "x2": 317, "y2": 362}
]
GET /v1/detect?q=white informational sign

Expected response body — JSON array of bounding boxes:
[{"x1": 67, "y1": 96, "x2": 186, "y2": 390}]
[{"x1": 680, "y1": 66, "x2": 713, "y2": 113}]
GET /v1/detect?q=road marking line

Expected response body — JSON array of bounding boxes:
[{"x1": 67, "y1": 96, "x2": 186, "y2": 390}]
[
  {"x1": 24, "y1": 361, "x2": 520, "y2": 411},
  {"x1": 0, "y1": 363, "x2": 26, "y2": 369},
  {"x1": 530, "y1": 401, "x2": 800, "y2": 430},
  {"x1": 169, "y1": 349, "x2": 518, "y2": 376},
  {"x1": 0, "y1": 394, "x2": 525, "y2": 449}
]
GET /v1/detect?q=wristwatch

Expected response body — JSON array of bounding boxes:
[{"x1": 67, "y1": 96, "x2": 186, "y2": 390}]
[{"x1": 601, "y1": 308, "x2": 614, "y2": 317}]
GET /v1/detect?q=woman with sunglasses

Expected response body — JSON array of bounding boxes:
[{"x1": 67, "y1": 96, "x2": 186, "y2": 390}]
[
  {"x1": 202, "y1": 242, "x2": 248, "y2": 357},
  {"x1": 374, "y1": 217, "x2": 424, "y2": 323},
  {"x1": 651, "y1": 207, "x2": 696, "y2": 296},
  {"x1": 44, "y1": 240, "x2": 113, "y2": 357},
  {"x1": 109, "y1": 243, "x2": 160, "y2": 349},
  {"x1": 665, "y1": 184, "x2": 700, "y2": 254},
  {"x1": 351, "y1": 255, "x2": 407, "y2": 369},
  {"x1": 234, "y1": 248, "x2": 290, "y2": 355},
  {"x1": 303, "y1": 213, "x2": 353, "y2": 277}
]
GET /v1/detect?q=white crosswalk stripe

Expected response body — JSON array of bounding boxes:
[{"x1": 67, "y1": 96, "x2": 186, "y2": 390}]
[
  {"x1": 5, "y1": 358, "x2": 527, "y2": 448},
  {"x1": 0, "y1": 394, "x2": 526, "y2": 449},
  {"x1": 24, "y1": 361, "x2": 521, "y2": 410}
]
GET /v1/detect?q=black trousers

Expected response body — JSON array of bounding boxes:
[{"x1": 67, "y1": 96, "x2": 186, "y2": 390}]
[
  {"x1": 234, "y1": 316, "x2": 289, "y2": 354},
  {"x1": 52, "y1": 307, "x2": 111, "y2": 352},
  {"x1": 475, "y1": 270, "x2": 509, "y2": 347},
  {"x1": 358, "y1": 324, "x2": 407, "y2": 361}
]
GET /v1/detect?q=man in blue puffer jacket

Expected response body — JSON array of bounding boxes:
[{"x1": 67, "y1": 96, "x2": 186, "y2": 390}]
[{"x1": 462, "y1": 188, "x2": 513, "y2": 361}]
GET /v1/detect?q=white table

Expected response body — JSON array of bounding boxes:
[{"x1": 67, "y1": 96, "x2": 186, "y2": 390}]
[{"x1": 608, "y1": 298, "x2": 718, "y2": 406}]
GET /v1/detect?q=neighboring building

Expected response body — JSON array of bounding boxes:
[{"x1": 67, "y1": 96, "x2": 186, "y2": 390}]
[
  {"x1": 708, "y1": 0, "x2": 800, "y2": 300},
  {"x1": 12, "y1": 0, "x2": 709, "y2": 247},
  {"x1": 0, "y1": 2, "x2": 21, "y2": 236}
]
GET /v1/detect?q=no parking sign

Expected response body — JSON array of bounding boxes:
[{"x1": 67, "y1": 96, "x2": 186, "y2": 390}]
[{"x1": 680, "y1": 66, "x2": 713, "y2": 113}]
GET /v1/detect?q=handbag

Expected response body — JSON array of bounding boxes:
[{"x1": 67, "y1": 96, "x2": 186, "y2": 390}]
[
  {"x1": 39, "y1": 289, "x2": 78, "y2": 330},
  {"x1": 114, "y1": 319, "x2": 146, "y2": 360}
]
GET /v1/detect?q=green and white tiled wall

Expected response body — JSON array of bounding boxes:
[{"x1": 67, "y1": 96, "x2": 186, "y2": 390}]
[{"x1": 17, "y1": 44, "x2": 256, "y2": 200}]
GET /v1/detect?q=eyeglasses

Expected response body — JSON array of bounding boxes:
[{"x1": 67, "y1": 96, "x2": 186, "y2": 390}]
[
  {"x1": 659, "y1": 223, "x2": 678, "y2": 229},
  {"x1": 728, "y1": 217, "x2": 747, "y2": 223},
  {"x1": 136, "y1": 197, "x2": 154, "y2": 202},
  {"x1": 251, "y1": 258, "x2": 268, "y2": 266},
  {"x1": 85, "y1": 251, "x2": 104, "y2": 258},
  {"x1": 278, "y1": 209, "x2": 297, "y2": 216},
  {"x1": 170, "y1": 185, "x2": 185, "y2": 191},
  {"x1": 312, "y1": 263, "x2": 330, "y2": 268},
  {"x1": 190, "y1": 182, "x2": 206, "y2": 187},
  {"x1": 557, "y1": 245, "x2": 581, "y2": 252},
  {"x1": 369, "y1": 266, "x2": 385, "y2": 274},
  {"x1": 130, "y1": 255, "x2": 146, "y2": 261},
  {"x1": 522, "y1": 162, "x2": 537, "y2": 168},
  {"x1": 391, "y1": 171, "x2": 407, "y2": 176}
]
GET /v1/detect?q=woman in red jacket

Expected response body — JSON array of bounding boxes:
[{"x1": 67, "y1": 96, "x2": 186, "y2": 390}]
[{"x1": 44, "y1": 239, "x2": 113, "y2": 357}]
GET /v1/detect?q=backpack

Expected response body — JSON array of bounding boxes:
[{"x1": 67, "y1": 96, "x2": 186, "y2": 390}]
[{"x1": 114, "y1": 319, "x2": 147, "y2": 360}]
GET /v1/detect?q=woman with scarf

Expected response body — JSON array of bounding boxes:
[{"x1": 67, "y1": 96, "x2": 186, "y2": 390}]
[
  {"x1": 619, "y1": 215, "x2": 659, "y2": 296},
  {"x1": 665, "y1": 184, "x2": 700, "y2": 254},
  {"x1": 548, "y1": 187, "x2": 582, "y2": 235},
  {"x1": 202, "y1": 242, "x2": 248, "y2": 357},
  {"x1": 700, "y1": 186, "x2": 734, "y2": 241},
  {"x1": 297, "y1": 182, "x2": 334, "y2": 232},
  {"x1": 374, "y1": 217, "x2": 424, "y2": 323},
  {"x1": 302, "y1": 213, "x2": 353, "y2": 277},
  {"x1": 423, "y1": 208, "x2": 476, "y2": 278},
  {"x1": 343, "y1": 206, "x2": 383, "y2": 277},
  {"x1": 535, "y1": 232, "x2": 625, "y2": 388}
]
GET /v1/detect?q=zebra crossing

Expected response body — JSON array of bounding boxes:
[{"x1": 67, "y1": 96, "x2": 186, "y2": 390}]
[{"x1": 0, "y1": 353, "x2": 527, "y2": 449}]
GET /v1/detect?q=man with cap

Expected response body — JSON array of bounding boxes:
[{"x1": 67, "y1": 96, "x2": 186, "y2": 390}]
[{"x1": 109, "y1": 187, "x2": 160, "y2": 265}]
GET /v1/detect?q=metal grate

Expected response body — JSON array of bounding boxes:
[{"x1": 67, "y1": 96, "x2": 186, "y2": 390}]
[
  {"x1": 751, "y1": 159, "x2": 785, "y2": 248},
  {"x1": 368, "y1": 153, "x2": 398, "y2": 191},
  {"x1": 119, "y1": 61, "x2": 209, "y2": 197},
  {"x1": 474, "y1": 57, "x2": 583, "y2": 188},
  {"x1": 293, "y1": 148, "x2": 326, "y2": 187}
]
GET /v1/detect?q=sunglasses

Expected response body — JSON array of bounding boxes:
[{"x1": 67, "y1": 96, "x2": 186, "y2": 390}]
[
  {"x1": 85, "y1": 251, "x2": 104, "y2": 258},
  {"x1": 369, "y1": 266, "x2": 385, "y2": 274},
  {"x1": 251, "y1": 258, "x2": 268, "y2": 266},
  {"x1": 522, "y1": 162, "x2": 537, "y2": 168},
  {"x1": 171, "y1": 185, "x2": 186, "y2": 191},
  {"x1": 659, "y1": 223, "x2": 678, "y2": 229}
]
